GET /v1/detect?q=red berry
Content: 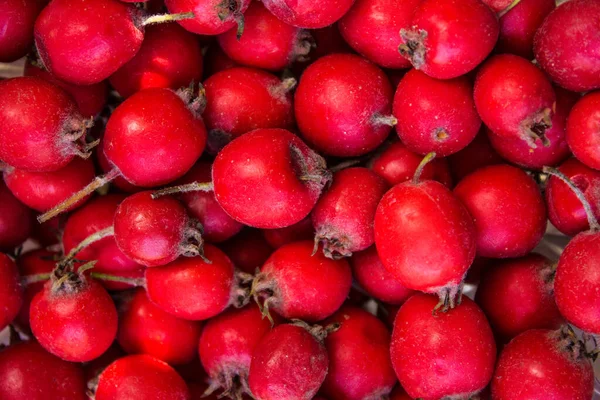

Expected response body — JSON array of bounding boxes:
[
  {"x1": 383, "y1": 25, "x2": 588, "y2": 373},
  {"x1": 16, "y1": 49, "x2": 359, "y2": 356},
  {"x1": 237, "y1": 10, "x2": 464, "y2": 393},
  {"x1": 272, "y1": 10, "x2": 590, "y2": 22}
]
[
  {"x1": 3, "y1": 158, "x2": 95, "y2": 212},
  {"x1": 217, "y1": 2, "x2": 312, "y2": 71},
  {"x1": 566, "y1": 91, "x2": 600, "y2": 171},
  {"x1": 118, "y1": 288, "x2": 202, "y2": 365},
  {"x1": 203, "y1": 68, "x2": 295, "y2": 152},
  {"x1": 220, "y1": 229, "x2": 274, "y2": 274},
  {"x1": 0, "y1": 253, "x2": 23, "y2": 331},
  {"x1": 261, "y1": 0, "x2": 355, "y2": 28},
  {"x1": 492, "y1": 329, "x2": 594, "y2": 400},
  {"x1": 391, "y1": 294, "x2": 496, "y2": 400},
  {"x1": 145, "y1": 245, "x2": 240, "y2": 320},
  {"x1": 399, "y1": 0, "x2": 499, "y2": 79},
  {"x1": 554, "y1": 230, "x2": 600, "y2": 334},
  {"x1": 482, "y1": 0, "x2": 513, "y2": 13},
  {"x1": 374, "y1": 166, "x2": 476, "y2": 299},
  {"x1": 496, "y1": 0, "x2": 555, "y2": 59},
  {"x1": 474, "y1": 54, "x2": 556, "y2": 150},
  {"x1": 312, "y1": 167, "x2": 388, "y2": 258},
  {"x1": 253, "y1": 241, "x2": 352, "y2": 322},
  {"x1": 109, "y1": 24, "x2": 203, "y2": 98},
  {"x1": 212, "y1": 129, "x2": 330, "y2": 229},
  {"x1": 178, "y1": 162, "x2": 243, "y2": 243},
  {"x1": 546, "y1": 158, "x2": 600, "y2": 236},
  {"x1": 34, "y1": 0, "x2": 144, "y2": 85},
  {"x1": 24, "y1": 60, "x2": 108, "y2": 118},
  {"x1": 0, "y1": 77, "x2": 91, "y2": 172},
  {"x1": 0, "y1": 181, "x2": 33, "y2": 251},
  {"x1": 165, "y1": 0, "x2": 250, "y2": 35},
  {"x1": 339, "y1": 0, "x2": 419, "y2": 69},
  {"x1": 96, "y1": 148, "x2": 140, "y2": 194},
  {"x1": 262, "y1": 217, "x2": 314, "y2": 249},
  {"x1": 198, "y1": 304, "x2": 272, "y2": 398},
  {"x1": 350, "y1": 246, "x2": 414, "y2": 305},
  {"x1": 203, "y1": 44, "x2": 239, "y2": 77},
  {"x1": 96, "y1": 354, "x2": 190, "y2": 400},
  {"x1": 30, "y1": 271, "x2": 118, "y2": 362},
  {"x1": 104, "y1": 87, "x2": 206, "y2": 187},
  {"x1": 475, "y1": 254, "x2": 563, "y2": 341},
  {"x1": 322, "y1": 307, "x2": 397, "y2": 400},
  {"x1": 447, "y1": 130, "x2": 504, "y2": 182},
  {"x1": 370, "y1": 141, "x2": 453, "y2": 188},
  {"x1": 0, "y1": 341, "x2": 87, "y2": 400},
  {"x1": 0, "y1": 0, "x2": 46, "y2": 62},
  {"x1": 295, "y1": 54, "x2": 395, "y2": 157},
  {"x1": 248, "y1": 322, "x2": 330, "y2": 400},
  {"x1": 393, "y1": 69, "x2": 481, "y2": 156},
  {"x1": 486, "y1": 86, "x2": 577, "y2": 170},
  {"x1": 453, "y1": 164, "x2": 546, "y2": 258},
  {"x1": 15, "y1": 249, "x2": 56, "y2": 329},
  {"x1": 534, "y1": 0, "x2": 600, "y2": 92},
  {"x1": 114, "y1": 191, "x2": 203, "y2": 267}
]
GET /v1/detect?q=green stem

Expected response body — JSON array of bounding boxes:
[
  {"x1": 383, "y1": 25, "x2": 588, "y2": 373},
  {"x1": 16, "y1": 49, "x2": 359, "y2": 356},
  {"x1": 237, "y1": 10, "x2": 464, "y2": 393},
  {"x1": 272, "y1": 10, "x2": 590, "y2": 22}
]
[{"x1": 412, "y1": 152, "x2": 437, "y2": 185}]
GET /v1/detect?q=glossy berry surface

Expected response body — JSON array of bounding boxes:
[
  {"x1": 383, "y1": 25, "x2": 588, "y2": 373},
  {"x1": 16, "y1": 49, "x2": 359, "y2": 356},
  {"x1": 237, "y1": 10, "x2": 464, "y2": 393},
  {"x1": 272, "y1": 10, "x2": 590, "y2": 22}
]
[{"x1": 566, "y1": 91, "x2": 600, "y2": 171}]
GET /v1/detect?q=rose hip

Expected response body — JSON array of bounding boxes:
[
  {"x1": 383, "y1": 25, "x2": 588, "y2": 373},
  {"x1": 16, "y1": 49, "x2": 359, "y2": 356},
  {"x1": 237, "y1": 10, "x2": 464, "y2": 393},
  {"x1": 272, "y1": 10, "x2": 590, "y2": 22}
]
[
  {"x1": 453, "y1": 164, "x2": 546, "y2": 258},
  {"x1": 295, "y1": 54, "x2": 395, "y2": 157},
  {"x1": 566, "y1": 91, "x2": 600, "y2": 171},
  {"x1": 0, "y1": 181, "x2": 33, "y2": 251},
  {"x1": 261, "y1": 0, "x2": 355, "y2": 28},
  {"x1": 312, "y1": 168, "x2": 388, "y2": 258},
  {"x1": 0, "y1": 253, "x2": 22, "y2": 332},
  {"x1": 391, "y1": 294, "x2": 496, "y2": 400},
  {"x1": 212, "y1": 129, "x2": 330, "y2": 229},
  {"x1": 252, "y1": 241, "x2": 352, "y2": 322},
  {"x1": 399, "y1": 0, "x2": 499, "y2": 79},
  {"x1": 393, "y1": 69, "x2": 481, "y2": 156}
]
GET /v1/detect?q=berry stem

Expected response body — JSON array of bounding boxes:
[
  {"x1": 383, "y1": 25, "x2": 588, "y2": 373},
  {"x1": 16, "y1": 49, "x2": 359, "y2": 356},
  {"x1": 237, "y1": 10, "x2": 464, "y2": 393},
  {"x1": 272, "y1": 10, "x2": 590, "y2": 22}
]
[
  {"x1": 37, "y1": 168, "x2": 121, "y2": 223},
  {"x1": 90, "y1": 272, "x2": 145, "y2": 287},
  {"x1": 142, "y1": 12, "x2": 195, "y2": 26},
  {"x1": 151, "y1": 181, "x2": 214, "y2": 199},
  {"x1": 372, "y1": 114, "x2": 398, "y2": 126},
  {"x1": 22, "y1": 273, "x2": 52, "y2": 286},
  {"x1": 543, "y1": 166, "x2": 599, "y2": 232},
  {"x1": 498, "y1": 0, "x2": 522, "y2": 17},
  {"x1": 60, "y1": 226, "x2": 116, "y2": 268},
  {"x1": 412, "y1": 152, "x2": 437, "y2": 185}
]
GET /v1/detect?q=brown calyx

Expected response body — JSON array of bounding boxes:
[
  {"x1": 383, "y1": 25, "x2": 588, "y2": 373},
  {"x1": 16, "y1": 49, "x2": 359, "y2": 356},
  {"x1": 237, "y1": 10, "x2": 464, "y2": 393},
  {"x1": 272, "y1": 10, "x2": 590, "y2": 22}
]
[
  {"x1": 216, "y1": 0, "x2": 245, "y2": 39},
  {"x1": 290, "y1": 319, "x2": 341, "y2": 343},
  {"x1": 289, "y1": 143, "x2": 332, "y2": 191},
  {"x1": 292, "y1": 30, "x2": 315, "y2": 63},
  {"x1": 251, "y1": 272, "x2": 280, "y2": 326},
  {"x1": 61, "y1": 116, "x2": 98, "y2": 160},
  {"x1": 177, "y1": 83, "x2": 206, "y2": 118},
  {"x1": 50, "y1": 260, "x2": 95, "y2": 295},
  {"x1": 433, "y1": 283, "x2": 465, "y2": 314},
  {"x1": 312, "y1": 229, "x2": 353, "y2": 260},
  {"x1": 204, "y1": 367, "x2": 252, "y2": 400},
  {"x1": 433, "y1": 127, "x2": 450, "y2": 142},
  {"x1": 179, "y1": 220, "x2": 209, "y2": 262},
  {"x1": 399, "y1": 28, "x2": 428, "y2": 70},
  {"x1": 554, "y1": 325, "x2": 599, "y2": 362},
  {"x1": 520, "y1": 107, "x2": 553, "y2": 149}
]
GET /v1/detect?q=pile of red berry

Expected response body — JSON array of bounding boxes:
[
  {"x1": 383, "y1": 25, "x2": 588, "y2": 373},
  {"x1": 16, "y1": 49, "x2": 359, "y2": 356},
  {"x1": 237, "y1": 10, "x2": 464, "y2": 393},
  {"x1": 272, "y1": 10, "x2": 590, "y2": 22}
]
[{"x1": 0, "y1": 0, "x2": 599, "y2": 398}]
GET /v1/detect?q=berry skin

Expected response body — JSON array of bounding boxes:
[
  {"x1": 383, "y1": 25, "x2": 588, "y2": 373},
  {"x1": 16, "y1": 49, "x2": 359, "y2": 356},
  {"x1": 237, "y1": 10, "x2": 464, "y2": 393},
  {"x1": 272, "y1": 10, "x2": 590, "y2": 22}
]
[
  {"x1": 312, "y1": 167, "x2": 388, "y2": 258},
  {"x1": 0, "y1": 341, "x2": 87, "y2": 400},
  {"x1": 0, "y1": 181, "x2": 33, "y2": 251},
  {"x1": 399, "y1": 0, "x2": 499, "y2": 79},
  {"x1": 165, "y1": 0, "x2": 250, "y2": 35},
  {"x1": 350, "y1": 246, "x2": 414, "y2": 305},
  {"x1": 144, "y1": 245, "x2": 240, "y2": 321},
  {"x1": 0, "y1": 77, "x2": 91, "y2": 172},
  {"x1": 109, "y1": 24, "x2": 203, "y2": 98},
  {"x1": 453, "y1": 164, "x2": 547, "y2": 258},
  {"x1": 118, "y1": 288, "x2": 203, "y2": 365},
  {"x1": 338, "y1": 0, "x2": 420, "y2": 69},
  {"x1": 248, "y1": 323, "x2": 330, "y2": 400},
  {"x1": 96, "y1": 354, "x2": 190, "y2": 400},
  {"x1": 220, "y1": 229, "x2": 274, "y2": 274},
  {"x1": 534, "y1": 0, "x2": 600, "y2": 92},
  {"x1": 475, "y1": 254, "x2": 563, "y2": 341},
  {"x1": 262, "y1": 217, "x2": 314, "y2": 249},
  {"x1": 322, "y1": 306, "x2": 397, "y2": 400},
  {"x1": 217, "y1": 2, "x2": 312, "y2": 71},
  {"x1": 482, "y1": 0, "x2": 513, "y2": 13},
  {"x1": 566, "y1": 91, "x2": 600, "y2": 171},
  {"x1": 103, "y1": 87, "x2": 206, "y2": 187},
  {"x1": 198, "y1": 304, "x2": 273, "y2": 398},
  {"x1": 3, "y1": 158, "x2": 95, "y2": 212},
  {"x1": 391, "y1": 294, "x2": 496, "y2": 400},
  {"x1": 474, "y1": 54, "x2": 556, "y2": 150},
  {"x1": 113, "y1": 191, "x2": 202, "y2": 267},
  {"x1": 252, "y1": 241, "x2": 352, "y2": 322},
  {"x1": 393, "y1": 69, "x2": 481, "y2": 156},
  {"x1": 30, "y1": 271, "x2": 118, "y2": 362},
  {"x1": 0, "y1": 253, "x2": 23, "y2": 332},
  {"x1": 545, "y1": 158, "x2": 600, "y2": 236},
  {"x1": 370, "y1": 141, "x2": 453, "y2": 188},
  {"x1": 261, "y1": 0, "x2": 355, "y2": 28},
  {"x1": 447, "y1": 130, "x2": 504, "y2": 182},
  {"x1": 212, "y1": 129, "x2": 330, "y2": 229},
  {"x1": 554, "y1": 230, "x2": 600, "y2": 334},
  {"x1": 374, "y1": 171, "x2": 476, "y2": 298},
  {"x1": 34, "y1": 0, "x2": 144, "y2": 85},
  {"x1": 492, "y1": 329, "x2": 594, "y2": 400},
  {"x1": 0, "y1": 0, "x2": 46, "y2": 62},
  {"x1": 203, "y1": 68, "x2": 295, "y2": 152},
  {"x1": 295, "y1": 54, "x2": 395, "y2": 157}
]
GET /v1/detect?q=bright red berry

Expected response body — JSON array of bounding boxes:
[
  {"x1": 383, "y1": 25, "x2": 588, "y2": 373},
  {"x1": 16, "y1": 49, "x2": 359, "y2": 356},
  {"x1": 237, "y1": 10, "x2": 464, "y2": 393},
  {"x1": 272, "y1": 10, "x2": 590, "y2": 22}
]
[
  {"x1": 0, "y1": 0, "x2": 46, "y2": 62},
  {"x1": 261, "y1": 0, "x2": 355, "y2": 28},
  {"x1": 566, "y1": 91, "x2": 600, "y2": 171},
  {"x1": 165, "y1": 0, "x2": 250, "y2": 36}
]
